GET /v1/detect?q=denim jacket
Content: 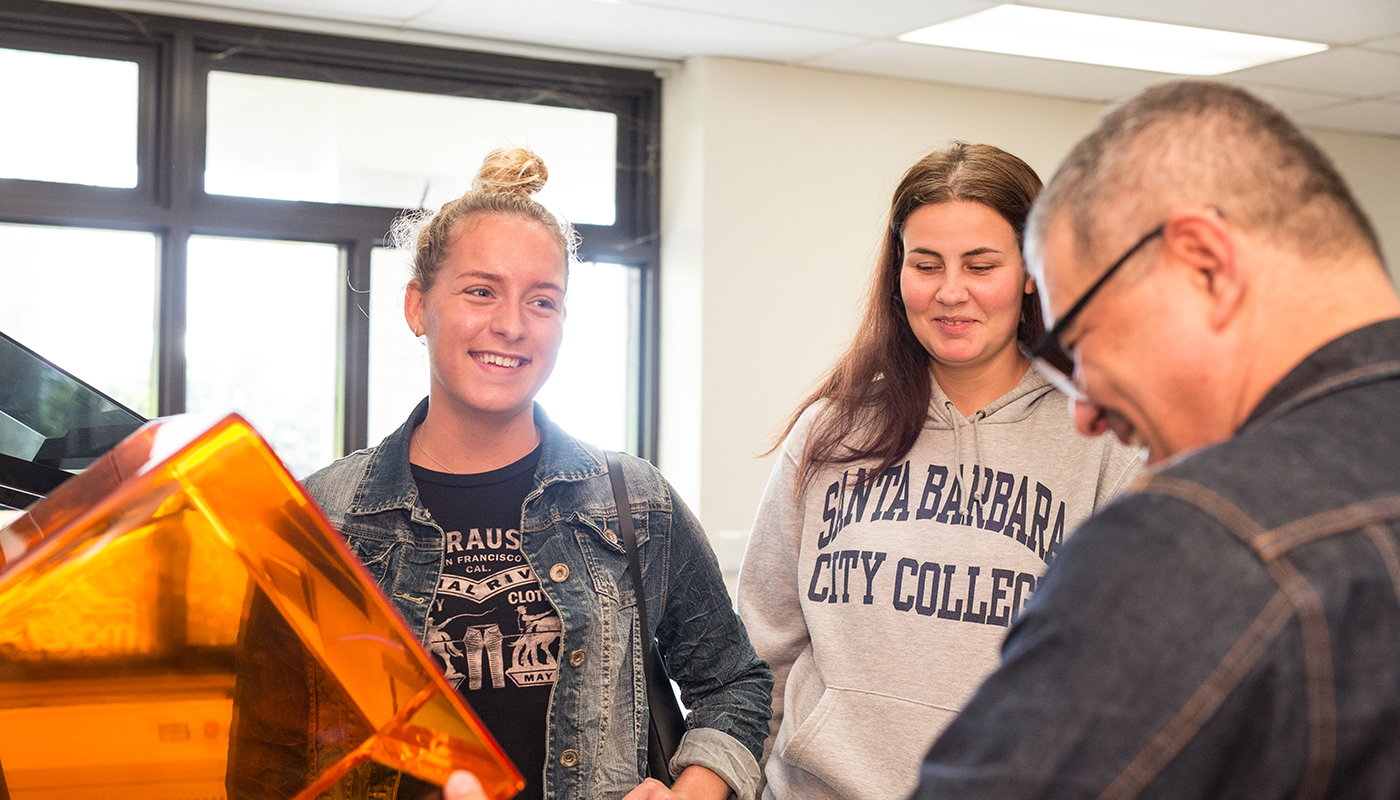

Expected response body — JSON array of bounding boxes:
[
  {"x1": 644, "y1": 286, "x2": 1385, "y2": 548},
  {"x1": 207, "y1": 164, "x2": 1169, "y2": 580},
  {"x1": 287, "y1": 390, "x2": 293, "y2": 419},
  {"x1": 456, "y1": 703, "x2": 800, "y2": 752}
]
[
  {"x1": 914, "y1": 318, "x2": 1400, "y2": 799},
  {"x1": 230, "y1": 400, "x2": 772, "y2": 800}
]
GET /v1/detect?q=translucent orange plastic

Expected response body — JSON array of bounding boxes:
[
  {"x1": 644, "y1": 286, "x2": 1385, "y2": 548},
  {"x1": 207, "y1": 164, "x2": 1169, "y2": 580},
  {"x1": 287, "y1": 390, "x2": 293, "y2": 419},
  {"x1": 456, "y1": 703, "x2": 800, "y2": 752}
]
[{"x1": 0, "y1": 413, "x2": 524, "y2": 800}]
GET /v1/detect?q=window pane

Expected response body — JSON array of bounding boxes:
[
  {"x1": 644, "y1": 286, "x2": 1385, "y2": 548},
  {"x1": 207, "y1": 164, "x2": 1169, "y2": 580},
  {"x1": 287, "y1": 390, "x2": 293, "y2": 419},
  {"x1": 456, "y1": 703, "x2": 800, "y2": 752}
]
[
  {"x1": 0, "y1": 223, "x2": 156, "y2": 416},
  {"x1": 186, "y1": 237, "x2": 339, "y2": 478},
  {"x1": 206, "y1": 72, "x2": 617, "y2": 225},
  {"x1": 0, "y1": 48, "x2": 138, "y2": 188},
  {"x1": 367, "y1": 255, "x2": 634, "y2": 452},
  {"x1": 536, "y1": 263, "x2": 634, "y2": 451},
  {"x1": 367, "y1": 246, "x2": 427, "y2": 444}
]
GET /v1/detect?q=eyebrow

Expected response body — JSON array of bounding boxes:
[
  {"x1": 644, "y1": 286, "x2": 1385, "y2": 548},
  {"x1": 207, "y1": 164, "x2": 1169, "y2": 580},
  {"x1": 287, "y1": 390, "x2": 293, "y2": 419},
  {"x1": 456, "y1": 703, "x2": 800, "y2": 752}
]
[
  {"x1": 460, "y1": 270, "x2": 564, "y2": 294},
  {"x1": 906, "y1": 246, "x2": 1005, "y2": 259}
]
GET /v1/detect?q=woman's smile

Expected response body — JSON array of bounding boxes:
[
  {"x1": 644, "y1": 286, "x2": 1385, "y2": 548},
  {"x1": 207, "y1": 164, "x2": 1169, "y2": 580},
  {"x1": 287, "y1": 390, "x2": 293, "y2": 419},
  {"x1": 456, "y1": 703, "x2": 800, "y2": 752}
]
[
  {"x1": 933, "y1": 315, "x2": 977, "y2": 334},
  {"x1": 473, "y1": 351, "x2": 529, "y2": 369}
]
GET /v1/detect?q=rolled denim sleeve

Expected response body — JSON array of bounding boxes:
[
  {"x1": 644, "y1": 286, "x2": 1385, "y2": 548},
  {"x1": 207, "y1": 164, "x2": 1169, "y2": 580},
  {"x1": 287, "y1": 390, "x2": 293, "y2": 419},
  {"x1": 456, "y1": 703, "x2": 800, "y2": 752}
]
[
  {"x1": 652, "y1": 476, "x2": 774, "y2": 800},
  {"x1": 672, "y1": 727, "x2": 762, "y2": 800}
]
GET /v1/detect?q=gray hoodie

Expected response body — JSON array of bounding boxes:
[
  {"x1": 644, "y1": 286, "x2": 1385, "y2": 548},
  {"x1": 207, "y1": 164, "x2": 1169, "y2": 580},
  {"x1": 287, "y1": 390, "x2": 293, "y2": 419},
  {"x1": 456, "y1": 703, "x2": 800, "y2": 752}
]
[{"x1": 737, "y1": 368, "x2": 1143, "y2": 800}]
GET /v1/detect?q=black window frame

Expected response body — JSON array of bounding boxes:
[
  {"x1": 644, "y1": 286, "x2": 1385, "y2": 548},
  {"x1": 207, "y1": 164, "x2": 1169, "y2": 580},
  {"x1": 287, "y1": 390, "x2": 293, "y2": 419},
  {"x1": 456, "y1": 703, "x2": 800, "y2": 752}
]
[{"x1": 0, "y1": 0, "x2": 662, "y2": 461}]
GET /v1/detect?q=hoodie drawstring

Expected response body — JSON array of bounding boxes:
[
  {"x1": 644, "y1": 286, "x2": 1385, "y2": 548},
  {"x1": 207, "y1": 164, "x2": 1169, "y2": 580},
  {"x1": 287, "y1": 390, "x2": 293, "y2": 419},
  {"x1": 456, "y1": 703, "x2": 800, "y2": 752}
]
[{"x1": 945, "y1": 403, "x2": 988, "y2": 504}]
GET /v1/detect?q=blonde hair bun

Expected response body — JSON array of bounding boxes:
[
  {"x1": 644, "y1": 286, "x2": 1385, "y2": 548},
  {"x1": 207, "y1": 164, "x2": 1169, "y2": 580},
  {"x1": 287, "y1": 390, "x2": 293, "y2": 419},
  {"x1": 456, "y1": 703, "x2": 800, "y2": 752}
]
[
  {"x1": 396, "y1": 145, "x2": 576, "y2": 291},
  {"x1": 472, "y1": 147, "x2": 548, "y2": 197}
]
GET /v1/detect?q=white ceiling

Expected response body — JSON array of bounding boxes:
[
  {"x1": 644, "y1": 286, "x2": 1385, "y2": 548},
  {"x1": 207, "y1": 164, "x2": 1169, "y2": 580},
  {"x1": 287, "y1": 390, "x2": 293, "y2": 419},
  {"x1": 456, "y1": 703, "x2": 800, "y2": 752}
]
[{"x1": 64, "y1": 0, "x2": 1400, "y2": 138}]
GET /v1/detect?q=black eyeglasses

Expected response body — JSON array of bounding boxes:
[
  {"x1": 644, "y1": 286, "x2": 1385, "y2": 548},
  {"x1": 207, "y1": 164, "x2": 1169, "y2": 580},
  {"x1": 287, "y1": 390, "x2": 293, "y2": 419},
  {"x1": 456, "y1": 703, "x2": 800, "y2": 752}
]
[{"x1": 1028, "y1": 223, "x2": 1165, "y2": 400}]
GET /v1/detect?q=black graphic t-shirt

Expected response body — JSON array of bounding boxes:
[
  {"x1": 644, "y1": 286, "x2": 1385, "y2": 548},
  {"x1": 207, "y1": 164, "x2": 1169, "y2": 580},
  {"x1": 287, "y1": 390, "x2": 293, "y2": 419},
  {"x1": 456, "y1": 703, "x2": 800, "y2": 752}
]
[{"x1": 396, "y1": 446, "x2": 553, "y2": 800}]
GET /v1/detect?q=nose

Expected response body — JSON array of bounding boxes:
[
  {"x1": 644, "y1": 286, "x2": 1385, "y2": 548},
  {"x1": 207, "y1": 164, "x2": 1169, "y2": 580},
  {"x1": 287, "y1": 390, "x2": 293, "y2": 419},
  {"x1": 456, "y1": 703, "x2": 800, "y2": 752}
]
[
  {"x1": 490, "y1": 300, "x2": 528, "y2": 341},
  {"x1": 935, "y1": 269, "x2": 968, "y2": 306},
  {"x1": 1071, "y1": 397, "x2": 1110, "y2": 438}
]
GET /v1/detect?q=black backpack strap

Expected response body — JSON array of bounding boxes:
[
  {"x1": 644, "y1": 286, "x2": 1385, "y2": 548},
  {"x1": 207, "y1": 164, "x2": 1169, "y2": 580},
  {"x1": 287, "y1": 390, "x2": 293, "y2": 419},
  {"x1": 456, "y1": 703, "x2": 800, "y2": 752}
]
[
  {"x1": 604, "y1": 451, "x2": 683, "y2": 784},
  {"x1": 606, "y1": 451, "x2": 653, "y2": 682}
]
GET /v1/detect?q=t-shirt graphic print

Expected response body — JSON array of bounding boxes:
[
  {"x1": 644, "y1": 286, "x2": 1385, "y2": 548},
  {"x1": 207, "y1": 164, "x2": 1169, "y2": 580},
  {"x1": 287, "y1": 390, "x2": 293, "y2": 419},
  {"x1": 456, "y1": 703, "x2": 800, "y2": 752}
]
[
  {"x1": 428, "y1": 533, "x2": 561, "y2": 691},
  {"x1": 407, "y1": 445, "x2": 552, "y2": 800}
]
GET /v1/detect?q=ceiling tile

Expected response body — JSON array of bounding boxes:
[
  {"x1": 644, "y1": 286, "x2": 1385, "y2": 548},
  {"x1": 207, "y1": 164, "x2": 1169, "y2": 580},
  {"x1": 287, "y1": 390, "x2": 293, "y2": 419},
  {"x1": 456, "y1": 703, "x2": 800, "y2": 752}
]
[
  {"x1": 804, "y1": 40, "x2": 1171, "y2": 104},
  {"x1": 631, "y1": 0, "x2": 996, "y2": 39},
  {"x1": 1360, "y1": 35, "x2": 1400, "y2": 55},
  {"x1": 1228, "y1": 47, "x2": 1400, "y2": 98},
  {"x1": 411, "y1": 0, "x2": 865, "y2": 62},
  {"x1": 1295, "y1": 99, "x2": 1400, "y2": 137},
  {"x1": 1232, "y1": 83, "x2": 1352, "y2": 114},
  {"x1": 1021, "y1": 0, "x2": 1400, "y2": 46}
]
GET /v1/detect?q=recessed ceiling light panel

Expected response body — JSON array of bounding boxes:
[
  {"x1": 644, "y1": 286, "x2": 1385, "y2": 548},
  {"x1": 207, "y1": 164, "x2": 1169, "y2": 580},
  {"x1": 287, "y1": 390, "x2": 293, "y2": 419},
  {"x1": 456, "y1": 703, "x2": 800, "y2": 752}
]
[{"x1": 898, "y1": 5, "x2": 1328, "y2": 75}]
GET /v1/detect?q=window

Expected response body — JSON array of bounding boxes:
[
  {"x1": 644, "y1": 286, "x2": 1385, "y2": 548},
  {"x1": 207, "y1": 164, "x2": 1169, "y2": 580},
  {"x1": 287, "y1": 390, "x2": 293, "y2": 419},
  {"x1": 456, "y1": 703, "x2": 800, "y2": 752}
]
[
  {"x1": 0, "y1": 2, "x2": 661, "y2": 473},
  {"x1": 0, "y1": 223, "x2": 157, "y2": 417},
  {"x1": 534, "y1": 262, "x2": 637, "y2": 450},
  {"x1": 205, "y1": 71, "x2": 619, "y2": 224},
  {"x1": 0, "y1": 47, "x2": 138, "y2": 188},
  {"x1": 186, "y1": 236, "x2": 341, "y2": 477}
]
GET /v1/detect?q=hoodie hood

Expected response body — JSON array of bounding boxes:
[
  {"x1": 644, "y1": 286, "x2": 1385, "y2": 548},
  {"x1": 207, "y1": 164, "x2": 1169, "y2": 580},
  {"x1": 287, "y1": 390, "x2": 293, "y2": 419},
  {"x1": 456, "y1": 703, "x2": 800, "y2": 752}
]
[
  {"x1": 925, "y1": 364, "x2": 1059, "y2": 430},
  {"x1": 926, "y1": 365, "x2": 1062, "y2": 489}
]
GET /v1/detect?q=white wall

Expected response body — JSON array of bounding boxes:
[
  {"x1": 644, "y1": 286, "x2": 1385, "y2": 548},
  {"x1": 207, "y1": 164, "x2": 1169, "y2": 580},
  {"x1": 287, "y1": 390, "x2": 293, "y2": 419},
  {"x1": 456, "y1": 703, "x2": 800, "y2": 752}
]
[
  {"x1": 658, "y1": 56, "x2": 1400, "y2": 585},
  {"x1": 1312, "y1": 129, "x2": 1400, "y2": 269}
]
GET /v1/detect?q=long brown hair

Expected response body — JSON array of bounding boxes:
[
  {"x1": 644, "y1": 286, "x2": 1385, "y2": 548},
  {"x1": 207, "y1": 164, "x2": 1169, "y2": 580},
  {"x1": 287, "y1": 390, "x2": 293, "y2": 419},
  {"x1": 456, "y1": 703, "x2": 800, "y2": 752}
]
[{"x1": 775, "y1": 142, "x2": 1068, "y2": 490}]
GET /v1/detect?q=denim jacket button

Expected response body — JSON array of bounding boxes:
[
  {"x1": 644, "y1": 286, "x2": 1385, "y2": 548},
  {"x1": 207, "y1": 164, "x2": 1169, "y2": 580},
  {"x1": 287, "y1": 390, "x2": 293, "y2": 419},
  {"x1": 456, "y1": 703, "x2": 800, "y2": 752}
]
[
  {"x1": 559, "y1": 749, "x2": 580, "y2": 768},
  {"x1": 569, "y1": 649, "x2": 587, "y2": 667},
  {"x1": 549, "y1": 563, "x2": 570, "y2": 582},
  {"x1": 603, "y1": 528, "x2": 618, "y2": 545}
]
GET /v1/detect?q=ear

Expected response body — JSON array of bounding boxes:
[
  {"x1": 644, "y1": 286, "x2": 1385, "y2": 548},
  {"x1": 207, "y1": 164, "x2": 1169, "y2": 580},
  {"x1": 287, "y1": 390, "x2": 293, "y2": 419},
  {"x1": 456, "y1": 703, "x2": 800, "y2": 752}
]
[
  {"x1": 1164, "y1": 208, "x2": 1244, "y2": 331},
  {"x1": 404, "y1": 279, "x2": 426, "y2": 338},
  {"x1": 1023, "y1": 270, "x2": 1036, "y2": 296}
]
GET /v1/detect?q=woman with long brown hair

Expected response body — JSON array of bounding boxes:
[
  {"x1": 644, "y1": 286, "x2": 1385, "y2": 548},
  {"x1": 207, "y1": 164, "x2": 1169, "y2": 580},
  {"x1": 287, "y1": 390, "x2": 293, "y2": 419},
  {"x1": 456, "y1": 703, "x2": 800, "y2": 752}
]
[{"x1": 736, "y1": 143, "x2": 1142, "y2": 800}]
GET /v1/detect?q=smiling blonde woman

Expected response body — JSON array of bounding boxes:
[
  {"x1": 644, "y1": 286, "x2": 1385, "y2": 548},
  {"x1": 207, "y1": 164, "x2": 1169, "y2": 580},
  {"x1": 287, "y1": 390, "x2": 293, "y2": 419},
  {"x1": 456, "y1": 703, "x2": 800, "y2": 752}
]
[{"x1": 229, "y1": 148, "x2": 772, "y2": 800}]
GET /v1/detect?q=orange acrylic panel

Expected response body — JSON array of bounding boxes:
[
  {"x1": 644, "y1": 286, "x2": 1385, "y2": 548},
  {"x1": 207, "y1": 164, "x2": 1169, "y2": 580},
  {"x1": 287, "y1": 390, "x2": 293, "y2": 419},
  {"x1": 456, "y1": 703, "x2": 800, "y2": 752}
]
[{"x1": 0, "y1": 413, "x2": 524, "y2": 800}]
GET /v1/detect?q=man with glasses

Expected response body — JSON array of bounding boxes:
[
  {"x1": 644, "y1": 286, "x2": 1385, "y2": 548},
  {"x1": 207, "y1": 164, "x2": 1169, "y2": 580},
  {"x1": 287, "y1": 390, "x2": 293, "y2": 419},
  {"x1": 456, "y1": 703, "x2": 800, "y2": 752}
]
[{"x1": 910, "y1": 80, "x2": 1400, "y2": 799}]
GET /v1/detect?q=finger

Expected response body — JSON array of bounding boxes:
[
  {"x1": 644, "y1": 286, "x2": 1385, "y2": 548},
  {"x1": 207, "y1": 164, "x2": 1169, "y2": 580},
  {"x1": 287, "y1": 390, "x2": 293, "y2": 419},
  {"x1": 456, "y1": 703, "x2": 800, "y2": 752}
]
[
  {"x1": 620, "y1": 777, "x2": 671, "y2": 800},
  {"x1": 443, "y1": 771, "x2": 487, "y2": 800}
]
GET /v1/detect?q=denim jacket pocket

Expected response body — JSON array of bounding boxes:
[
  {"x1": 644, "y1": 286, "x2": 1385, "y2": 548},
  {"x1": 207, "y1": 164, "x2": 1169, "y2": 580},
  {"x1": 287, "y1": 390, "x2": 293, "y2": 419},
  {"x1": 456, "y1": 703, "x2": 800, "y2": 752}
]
[
  {"x1": 338, "y1": 526, "x2": 398, "y2": 571},
  {"x1": 570, "y1": 512, "x2": 637, "y2": 608},
  {"x1": 337, "y1": 523, "x2": 442, "y2": 626}
]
